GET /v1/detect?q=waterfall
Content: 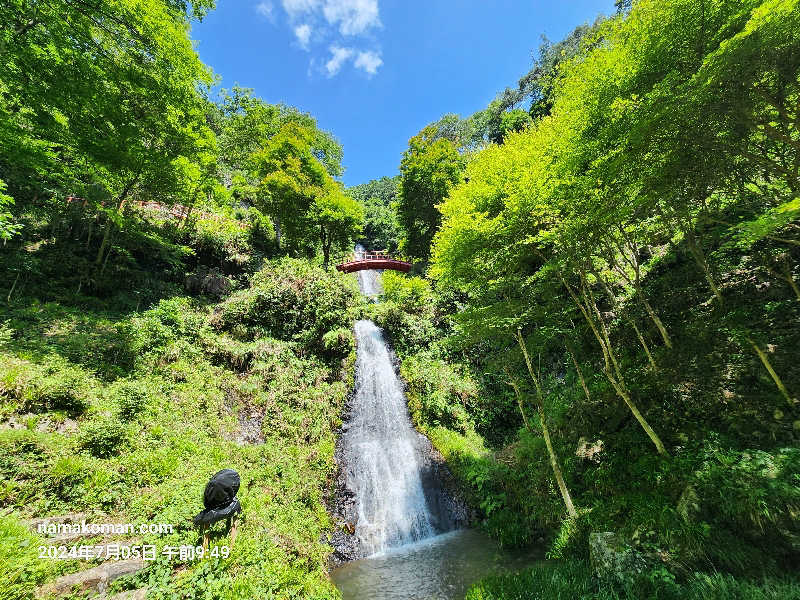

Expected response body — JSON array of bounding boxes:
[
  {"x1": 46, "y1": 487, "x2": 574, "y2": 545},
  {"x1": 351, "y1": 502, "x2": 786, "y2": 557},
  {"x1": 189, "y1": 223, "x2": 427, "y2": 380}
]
[
  {"x1": 357, "y1": 270, "x2": 382, "y2": 299},
  {"x1": 354, "y1": 245, "x2": 383, "y2": 300},
  {"x1": 332, "y1": 258, "x2": 469, "y2": 562},
  {"x1": 344, "y1": 319, "x2": 436, "y2": 555}
]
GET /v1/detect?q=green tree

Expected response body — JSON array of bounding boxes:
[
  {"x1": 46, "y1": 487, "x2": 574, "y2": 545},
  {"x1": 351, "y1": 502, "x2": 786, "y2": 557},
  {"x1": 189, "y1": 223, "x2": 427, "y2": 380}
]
[
  {"x1": 0, "y1": 0, "x2": 217, "y2": 275},
  {"x1": 0, "y1": 179, "x2": 20, "y2": 241},
  {"x1": 251, "y1": 122, "x2": 329, "y2": 252},
  {"x1": 397, "y1": 126, "x2": 464, "y2": 262},
  {"x1": 315, "y1": 186, "x2": 364, "y2": 270},
  {"x1": 348, "y1": 176, "x2": 401, "y2": 252}
]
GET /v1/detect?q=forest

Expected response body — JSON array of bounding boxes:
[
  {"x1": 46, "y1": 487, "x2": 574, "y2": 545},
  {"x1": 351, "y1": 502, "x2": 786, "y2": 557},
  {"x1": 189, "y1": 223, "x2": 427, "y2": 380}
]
[{"x1": 1, "y1": 0, "x2": 799, "y2": 599}]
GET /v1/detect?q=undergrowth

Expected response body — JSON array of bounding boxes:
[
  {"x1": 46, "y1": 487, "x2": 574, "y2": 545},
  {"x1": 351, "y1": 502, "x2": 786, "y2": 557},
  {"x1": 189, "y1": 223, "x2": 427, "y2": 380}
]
[{"x1": 0, "y1": 258, "x2": 363, "y2": 600}]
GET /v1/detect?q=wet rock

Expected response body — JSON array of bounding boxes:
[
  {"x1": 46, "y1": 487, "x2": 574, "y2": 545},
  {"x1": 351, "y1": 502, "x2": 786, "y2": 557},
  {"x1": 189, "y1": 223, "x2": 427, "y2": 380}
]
[
  {"x1": 415, "y1": 431, "x2": 474, "y2": 533},
  {"x1": 38, "y1": 559, "x2": 145, "y2": 597},
  {"x1": 328, "y1": 325, "x2": 475, "y2": 566}
]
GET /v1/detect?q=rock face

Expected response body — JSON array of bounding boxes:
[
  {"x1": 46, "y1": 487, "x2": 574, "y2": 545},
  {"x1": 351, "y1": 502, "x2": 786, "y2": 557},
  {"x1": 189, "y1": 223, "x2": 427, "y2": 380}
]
[
  {"x1": 589, "y1": 532, "x2": 647, "y2": 581},
  {"x1": 38, "y1": 559, "x2": 145, "y2": 597}
]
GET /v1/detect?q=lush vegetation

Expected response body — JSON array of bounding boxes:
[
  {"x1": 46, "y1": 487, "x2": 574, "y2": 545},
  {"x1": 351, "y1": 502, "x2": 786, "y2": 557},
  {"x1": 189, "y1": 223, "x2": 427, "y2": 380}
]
[
  {"x1": 0, "y1": 1, "x2": 368, "y2": 599},
  {"x1": 2, "y1": 0, "x2": 799, "y2": 598},
  {"x1": 380, "y1": 0, "x2": 800, "y2": 597},
  {"x1": 348, "y1": 176, "x2": 402, "y2": 253},
  {"x1": 1, "y1": 259, "x2": 364, "y2": 600}
]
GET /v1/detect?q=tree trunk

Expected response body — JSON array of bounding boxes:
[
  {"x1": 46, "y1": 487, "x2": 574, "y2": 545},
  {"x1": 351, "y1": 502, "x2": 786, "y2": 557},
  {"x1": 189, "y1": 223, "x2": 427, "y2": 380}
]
[
  {"x1": 631, "y1": 320, "x2": 657, "y2": 371},
  {"x1": 7, "y1": 272, "x2": 19, "y2": 303},
  {"x1": 748, "y1": 337, "x2": 796, "y2": 408},
  {"x1": 610, "y1": 233, "x2": 672, "y2": 348},
  {"x1": 641, "y1": 296, "x2": 672, "y2": 348},
  {"x1": 85, "y1": 217, "x2": 94, "y2": 250},
  {"x1": 95, "y1": 176, "x2": 137, "y2": 265},
  {"x1": 100, "y1": 243, "x2": 114, "y2": 275},
  {"x1": 565, "y1": 341, "x2": 591, "y2": 402},
  {"x1": 560, "y1": 269, "x2": 670, "y2": 457},
  {"x1": 510, "y1": 334, "x2": 578, "y2": 518},
  {"x1": 95, "y1": 218, "x2": 113, "y2": 265},
  {"x1": 606, "y1": 372, "x2": 670, "y2": 456},
  {"x1": 685, "y1": 228, "x2": 723, "y2": 305},
  {"x1": 592, "y1": 265, "x2": 661, "y2": 368},
  {"x1": 321, "y1": 226, "x2": 330, "y2": 271}
]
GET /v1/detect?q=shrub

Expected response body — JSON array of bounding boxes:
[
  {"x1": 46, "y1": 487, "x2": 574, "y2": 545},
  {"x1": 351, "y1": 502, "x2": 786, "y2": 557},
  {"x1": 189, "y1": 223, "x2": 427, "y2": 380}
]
[
  {"x1": 401, "y1": 351, "x2": 477, "y2": 432},
  {"x1": 0, "y1": 320, "x2": 13, "y2": 348},
  {"x1": 212, "y1": 258, "x2": 362, "y2": 349},
  {"x1": 34, "y1": 371, "x2": 91, "y2": 414},
  {"x1": 79, "y1": 418, "x2": 128, "y2": 458},
  {"x1": 465, "y1": 559, "x2": 800, "y2": 600},
  {"x1": 49, "y1": 454, "x2": 91, "y2": 501},
  {"x1": 0, "y1": 514, "x2": 54, "y2": 600},
  {"x1": 322, "y1": 327, "x2": 355, "y2": 361},
  {"x1": 125, "y1": 297, "x2": 205, "y2": 358},
  {"x1": 368, "y1": 300, "x2": 437, "y2": 356},
  {"x1": 11, "y1": 359, "x2": 95, "y2": 415},
  {"x1": 190, "y1": 216, "x2": 253, "y2": 270},
  {"x1": 381, "y1": 271, "x2": 433, "y2": 313},
  {"x1": 110, "y1": 379, "x2": 155, "y2": 420}
]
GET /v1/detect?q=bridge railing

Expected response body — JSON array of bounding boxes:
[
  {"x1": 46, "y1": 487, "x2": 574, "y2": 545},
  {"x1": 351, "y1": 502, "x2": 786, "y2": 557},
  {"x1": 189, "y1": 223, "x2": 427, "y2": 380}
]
[{"x1": 351, "y1": 250, "x2": 399, "y2": 262}]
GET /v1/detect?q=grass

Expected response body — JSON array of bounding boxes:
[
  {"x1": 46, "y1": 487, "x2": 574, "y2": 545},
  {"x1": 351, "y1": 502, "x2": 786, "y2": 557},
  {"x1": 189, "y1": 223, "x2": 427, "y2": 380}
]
[
  {"x1": 0, "y1": 259, "x2": 364, "y2": 599},
  {"x1": 466, "y1": 559, "x2": 800, "y2": 600}
]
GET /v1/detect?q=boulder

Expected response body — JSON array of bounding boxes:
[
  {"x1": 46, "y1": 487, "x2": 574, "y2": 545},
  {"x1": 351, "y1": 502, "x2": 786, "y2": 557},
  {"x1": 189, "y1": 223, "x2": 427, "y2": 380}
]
[
  {"x1": 589, "y1": 531, "x2": 647, "y2": 581},
  {"x1": 37, "y1": 559, "x2": 145, "y2": 597},
  {"x1": 185, "y1": 268, "x2": 232, "y2": 299}
]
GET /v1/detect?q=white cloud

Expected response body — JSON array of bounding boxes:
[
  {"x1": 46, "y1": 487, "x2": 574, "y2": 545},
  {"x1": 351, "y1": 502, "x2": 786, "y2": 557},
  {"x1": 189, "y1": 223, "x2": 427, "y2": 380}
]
[
  {"x1": 294, "y1": 24, "x2": 312, "y2": 49},
  {"x1": 325, "y1": 46, "x2": 354, "y2": 76},
  {"x1": 282, "y1": 0, "x2": 320, "y2": 18},
  {"x1": 275, "y1": 0, "x2": 383, "y2": 77},
  {"x1": 255, "y1": 1, "x2": 275, "y2": 21},
  {"x1": 322, "y1": 0, "x2": 380, "y2": 35},
  {"x1": 354, "y1": 50, "x2": 382, "y2": 75}
]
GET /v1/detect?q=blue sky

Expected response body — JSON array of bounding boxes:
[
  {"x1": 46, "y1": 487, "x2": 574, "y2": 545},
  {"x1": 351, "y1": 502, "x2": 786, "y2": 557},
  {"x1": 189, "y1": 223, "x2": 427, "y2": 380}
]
[{"x1": 191, "y1": 0, "x2": 614, "y2": 187}]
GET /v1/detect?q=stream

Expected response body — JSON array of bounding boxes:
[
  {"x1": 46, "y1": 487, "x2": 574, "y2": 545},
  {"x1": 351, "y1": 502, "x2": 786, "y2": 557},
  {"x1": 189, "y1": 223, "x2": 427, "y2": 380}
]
[{"x1": 331, "y1": 259, "x2": 541, "y2": 599}]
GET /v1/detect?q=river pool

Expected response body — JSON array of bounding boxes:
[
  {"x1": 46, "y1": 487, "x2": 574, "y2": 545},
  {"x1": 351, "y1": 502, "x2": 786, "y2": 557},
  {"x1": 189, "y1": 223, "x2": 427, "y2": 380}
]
[{"x1": 332, "y1": 528, "x2": 542, "y2": 600}]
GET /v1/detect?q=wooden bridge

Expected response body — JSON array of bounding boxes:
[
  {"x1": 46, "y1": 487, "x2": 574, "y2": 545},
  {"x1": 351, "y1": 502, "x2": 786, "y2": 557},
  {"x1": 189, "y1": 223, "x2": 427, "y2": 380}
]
[{"x1": 336, "y1": 250, "x2": 412, "y2": 273}]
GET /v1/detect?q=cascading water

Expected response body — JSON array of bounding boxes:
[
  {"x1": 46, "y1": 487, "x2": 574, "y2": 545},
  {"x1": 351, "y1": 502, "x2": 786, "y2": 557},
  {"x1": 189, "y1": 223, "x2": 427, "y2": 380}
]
[
  {"x1": 345, "y1": 319, "x2": 436, "y2": 555},
  {"x1": 357, "y1": 269, "x2": 382, "y2": 299},
  {"x1": 331, "y1": 259, "x2": 469, "y2": 562}
]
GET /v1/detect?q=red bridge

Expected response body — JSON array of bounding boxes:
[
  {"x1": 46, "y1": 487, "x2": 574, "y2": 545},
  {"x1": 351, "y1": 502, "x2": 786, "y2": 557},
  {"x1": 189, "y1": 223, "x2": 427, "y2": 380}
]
[{"x1": 336, "y1": 250, "x2": 411, "y2": 273}]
